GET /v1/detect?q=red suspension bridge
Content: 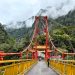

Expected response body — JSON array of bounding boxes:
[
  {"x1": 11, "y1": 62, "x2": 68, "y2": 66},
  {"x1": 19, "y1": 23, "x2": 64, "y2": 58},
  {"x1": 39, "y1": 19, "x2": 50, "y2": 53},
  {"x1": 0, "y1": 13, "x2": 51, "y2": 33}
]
[{"x1": 0, "y1": 16, "x2": 75, "y2": 75}]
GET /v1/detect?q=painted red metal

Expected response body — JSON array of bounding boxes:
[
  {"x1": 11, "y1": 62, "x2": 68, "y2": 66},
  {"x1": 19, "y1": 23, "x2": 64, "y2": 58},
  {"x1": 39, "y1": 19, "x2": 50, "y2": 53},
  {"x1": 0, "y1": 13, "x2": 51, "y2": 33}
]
[
  {"x1": 0, "y1": 51, "x2": 22, "y2": 60},
  {"x1": 44, "y1": 16, "x2": 49, "y2": 60},
  {"x1": 19, "y1": 52, "x2": 22, "y2": 59},
  {"x1": 32, "y1": 52, "x2": 35, "y2": 59},
  {"x1": 1, "y1": 16, "x2": 74, "y2": 60}
]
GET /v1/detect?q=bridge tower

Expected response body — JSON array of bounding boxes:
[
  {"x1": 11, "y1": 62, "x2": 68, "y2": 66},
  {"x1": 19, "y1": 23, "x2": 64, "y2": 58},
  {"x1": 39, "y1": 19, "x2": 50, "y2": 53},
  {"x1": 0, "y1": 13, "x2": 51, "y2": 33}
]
[{"x1": 44, "y1": 16, "x2": 50, "y2": 60}]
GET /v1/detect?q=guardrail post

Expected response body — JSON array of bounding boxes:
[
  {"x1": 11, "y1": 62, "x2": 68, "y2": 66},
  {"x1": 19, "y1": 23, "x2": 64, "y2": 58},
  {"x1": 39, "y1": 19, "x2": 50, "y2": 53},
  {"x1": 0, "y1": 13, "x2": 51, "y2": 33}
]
[
  {"x1": 0, "y1": 56, "x2": 3, "y2": 60},
  {"x1": 19, "y1": 52, "x2": 22, "y2": 59},
  {"x1": 45, "y1": 50, "x2": 48, "y2": 60},
  {"x1": 32, "y1": 52, "x2": 35, "y2": 59},
  {"x1": 0, "y1": 51, "x2": 4, "y2": 60},
  {"x1": 62, "y1": 53, "x2": 65, "y2": 59},
  {"x1": 26, "y1": 51, "x2": 28, "y2": 59},
  {"x1": 48, "y1": 52, "x2": 50, "y2": 59},
  {"x1": 35, "y1": 50, "x2": 38, "y2": 60}
]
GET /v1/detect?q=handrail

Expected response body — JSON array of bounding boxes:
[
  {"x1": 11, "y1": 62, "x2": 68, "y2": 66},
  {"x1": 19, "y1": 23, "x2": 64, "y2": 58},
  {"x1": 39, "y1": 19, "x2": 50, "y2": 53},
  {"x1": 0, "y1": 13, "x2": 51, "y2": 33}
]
[
  {"x1": 0, "y1": 59, "x2": 37, "y2": 75},
  {"x1": 0, "y1": 59, "x2": 31, "y2": 64},
  {"x1": 50, "y1": 59, "x2": 75, "y2": 75},
  {"x1": 50, "y1": 59, "x2": 75, "y2": 63}
]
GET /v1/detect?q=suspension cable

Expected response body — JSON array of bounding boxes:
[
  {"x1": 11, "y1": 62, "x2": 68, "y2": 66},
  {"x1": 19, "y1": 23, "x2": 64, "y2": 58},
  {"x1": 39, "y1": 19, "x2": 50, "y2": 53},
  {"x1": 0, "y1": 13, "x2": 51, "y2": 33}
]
[
  {"x1": 22, "y1": 17, "x2": 39, "y2": 53},
  {"x1": 48, "y1": 19, "x2": 75, "y2": 60}
]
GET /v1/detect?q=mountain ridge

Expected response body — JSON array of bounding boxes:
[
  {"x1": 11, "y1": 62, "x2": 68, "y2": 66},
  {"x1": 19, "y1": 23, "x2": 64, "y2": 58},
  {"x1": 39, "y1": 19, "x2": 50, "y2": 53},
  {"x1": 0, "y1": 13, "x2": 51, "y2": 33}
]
[{"x1": 6, "y1": 8, "x2": 75, "y2": 40}]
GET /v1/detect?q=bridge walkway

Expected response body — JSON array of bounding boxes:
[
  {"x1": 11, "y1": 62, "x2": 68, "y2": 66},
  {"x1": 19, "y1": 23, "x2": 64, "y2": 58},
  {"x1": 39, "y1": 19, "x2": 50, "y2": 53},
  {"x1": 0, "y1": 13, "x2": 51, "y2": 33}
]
[{"x1": 26, "y1": 60, "x2": 58, "y2": 75}]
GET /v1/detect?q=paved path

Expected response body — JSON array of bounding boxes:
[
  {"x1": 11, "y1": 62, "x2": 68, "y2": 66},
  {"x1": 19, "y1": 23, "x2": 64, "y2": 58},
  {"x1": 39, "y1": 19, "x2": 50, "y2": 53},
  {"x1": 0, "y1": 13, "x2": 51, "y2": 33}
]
[{"x1": 26, "y1": 60, "x2": 58, "y2": 75}]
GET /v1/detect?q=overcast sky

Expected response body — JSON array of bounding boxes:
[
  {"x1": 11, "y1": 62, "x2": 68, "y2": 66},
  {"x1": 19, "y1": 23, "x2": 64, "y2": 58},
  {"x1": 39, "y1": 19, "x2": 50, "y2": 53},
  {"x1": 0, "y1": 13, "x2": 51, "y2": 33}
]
[{"x1": 0, "y1": 0, "x2": 75, "y2": 24}]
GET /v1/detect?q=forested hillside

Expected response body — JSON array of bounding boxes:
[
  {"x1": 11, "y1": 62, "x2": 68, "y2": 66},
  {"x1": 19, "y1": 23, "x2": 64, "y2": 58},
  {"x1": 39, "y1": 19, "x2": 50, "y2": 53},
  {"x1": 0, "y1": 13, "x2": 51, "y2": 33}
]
[
  {"x1": 0, "y1": 9, "x2": 75, "y2": 53},
  {"x1": 0, "y1": 23, "x2": 15, "y2": 52},
  {"x1": 56, "y1": 10, "x2": 75, "y2": 26},
  {"x1": 0, "y1": 23, "x2": 30, "y2": 54},
  {"x1": 52, "y1": 10, "x2": 75, "y2": 52}
]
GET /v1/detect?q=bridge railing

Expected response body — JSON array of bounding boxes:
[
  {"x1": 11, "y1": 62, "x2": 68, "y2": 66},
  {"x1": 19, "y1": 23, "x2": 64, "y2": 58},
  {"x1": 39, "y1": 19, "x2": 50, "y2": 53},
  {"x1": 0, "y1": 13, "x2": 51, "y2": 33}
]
[
  {"x1": 50, "y1": 59, "x2": 75, "y2": 75},
  {"x1": 0, "y1": 59, "x2": 37, "y2": 75}
]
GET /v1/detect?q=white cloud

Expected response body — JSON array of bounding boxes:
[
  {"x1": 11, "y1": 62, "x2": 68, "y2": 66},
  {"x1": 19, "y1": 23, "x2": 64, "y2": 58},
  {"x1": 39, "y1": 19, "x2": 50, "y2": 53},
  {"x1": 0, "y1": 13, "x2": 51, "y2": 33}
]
[{"x1": 0, "y1": 0, "x2": 75, "y2": 25}]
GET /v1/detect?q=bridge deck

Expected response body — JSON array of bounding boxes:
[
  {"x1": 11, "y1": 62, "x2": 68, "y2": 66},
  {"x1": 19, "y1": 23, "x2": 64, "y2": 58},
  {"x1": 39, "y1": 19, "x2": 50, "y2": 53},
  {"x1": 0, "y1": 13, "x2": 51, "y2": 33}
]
[{"x1": 25, "y1": 60, "x2": 58, "y2": 75}]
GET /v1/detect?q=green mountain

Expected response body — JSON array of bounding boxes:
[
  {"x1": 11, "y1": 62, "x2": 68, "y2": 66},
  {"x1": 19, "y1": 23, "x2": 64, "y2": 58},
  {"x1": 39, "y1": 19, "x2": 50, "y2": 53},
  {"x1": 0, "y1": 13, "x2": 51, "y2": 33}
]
[
  {"x1": 5, "y1": 9, "x2": 75, "y2": 53},
  {"x1": 0, "y1": 8, "x2": 75, "y2": 60},
  {"x1": 53, "y1": 10, "x2": 75, "y2": 51},
  {"x1": 56, "y1": 10, "x2": 75, "y2": 26},
  {"x1": 0, "y1": 23, "x2": 8, "y2": 44},
  {"x1": 0, "y1": 23, "x2": 15, "y2": 52}
]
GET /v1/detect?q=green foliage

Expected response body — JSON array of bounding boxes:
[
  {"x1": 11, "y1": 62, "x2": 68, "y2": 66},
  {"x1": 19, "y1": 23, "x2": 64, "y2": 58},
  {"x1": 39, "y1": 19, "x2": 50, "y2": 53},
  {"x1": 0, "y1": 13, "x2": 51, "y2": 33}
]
[
  {"x1": 37, "y1": 35, "x2": 46, "y2": 45},
  {"x1": 0, "y1": 43, "x2": 11, "y2": 52},
  {"x1": 51, "y1": 26, "x2": 75, "y2": 52},
  {"x1": 1, "y1": 9, "x2": 75, "y2": 55},
  {"x1": 7, "y1": 26, "x2": 33, "y2": 40},
  {"x1": 0, "y1": 23, "x2": 14, "y2": 52},
  {"x1": 0, "y1": 23, "x2": 8, "y2": 44},
  {"x1": 53, "y1": 10, "x2": 75, "y2": 52},
  {"x1": 13, "y1": 34, "x2": 30, "y2": 52},
  {"x1": 56, "y1": 10, "x2": 75, "y2": 26}
]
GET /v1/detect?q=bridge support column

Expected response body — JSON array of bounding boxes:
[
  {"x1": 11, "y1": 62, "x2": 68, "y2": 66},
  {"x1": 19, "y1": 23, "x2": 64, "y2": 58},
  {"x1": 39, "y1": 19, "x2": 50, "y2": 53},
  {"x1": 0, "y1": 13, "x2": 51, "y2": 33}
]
[
  {"x1": 45, "y1": 51, "x2": 51, "y2": 60},
  {"x1": 0, "y1": 56, "x2": 3, "y2": 60},
  {"x1": 45, "y1": 50, "x2": 48, "y2": 60},
  {"x1": 48, "y1": 52, "x2": 50, "y2": 59},
  {"x1": 50, "y1": 42, "x2": 52, "y2": 50},
  {"x1": 0, "y1": 51, "x2": 4, "y2": 60},
  {"x1": 19, "y1": 52, "x2": 22, "y2": 59},
  {"x1": 32, "y1": 52, "x2": 35, "y2": 59},
  {"x1": 26, "y1": 52, "x2": 29, "y2": 59},
  {"x1": 35, "y1": 50, "x2": 38, "y2": 60},
  {"x1": 62, "y1": 53, "x2": 65, "y2": 59}
]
